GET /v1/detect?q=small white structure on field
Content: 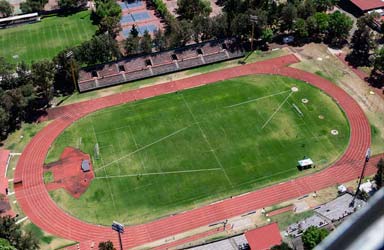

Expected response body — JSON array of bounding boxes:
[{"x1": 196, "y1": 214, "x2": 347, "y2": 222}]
[{"x1": 298, "y1": 158, "x2": 313, "y2": 169}]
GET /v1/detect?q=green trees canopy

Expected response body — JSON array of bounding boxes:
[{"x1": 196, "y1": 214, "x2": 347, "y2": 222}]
[
  {"x1": 327, "y1": 11, "x2": 353, "y2": 45},
  {"x1": 347, "y1": 17, "x2": 376, "y2": 66},
  {"x1": 0, "y1": 216, "x2": 39, "y2": 250},
  {"x1": 20, "y1": 0, "x2": 47, "y2": 13},
  {"x1": 176, "y1": 0, "x2": 212, "y2": 20},
  {"x1": 0, "y1": 0, "x2": 13, "y2": 17},
  {"x1": 302, "y1": 226, "x2": 329, "y2": 250}
]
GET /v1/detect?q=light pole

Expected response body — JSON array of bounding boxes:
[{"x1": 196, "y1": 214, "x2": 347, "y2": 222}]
[
  {"x1": 249, "y1": 15, "x2": 258, "y2": 52},
  {"x1": 350, "y1": 148, "x2": 371, "y2": 207},
  {"x1": 112, "y1": 221, "x2": 124, "y2": 250},
  {"x1": 65, "y1": 51, "x2": 78, "y2": 92}
]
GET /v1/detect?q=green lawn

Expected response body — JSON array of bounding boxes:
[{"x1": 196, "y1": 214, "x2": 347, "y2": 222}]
[
  {"x1": 46, "y1": 75, "x2": 349, "y2": 225},
  {"x1": 0, "y1": 11, "x2": 97, "y2": 64}
]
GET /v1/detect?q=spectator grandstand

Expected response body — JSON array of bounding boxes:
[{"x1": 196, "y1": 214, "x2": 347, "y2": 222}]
[{"x1": 77, "y1": 39, "x2": 245, "y2": 92}]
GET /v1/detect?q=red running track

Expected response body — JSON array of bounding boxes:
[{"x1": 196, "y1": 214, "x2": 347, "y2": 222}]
[{"x1": 15, "y1": 54, "x2": 373, "y2": 249}]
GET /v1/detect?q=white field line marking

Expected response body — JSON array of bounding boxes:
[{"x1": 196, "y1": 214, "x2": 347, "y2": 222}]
[
  {"x1": 261, "y1": 91, "x2": 294, "y2": 129},
  {"x1": 4, "y1": 153, "x2": 11, "y2": 177},
  {"x1": 96, "y1": 126, "x2": 189, "y2": 172},
  {"x1": 91, "y1": 122, "x2": 118, "y2": 215},
  {"x1": 128, "y1": 125, "x2": 147, "y2": 171},
  {"x1": 225, "y1": 90, "x2": 291, "y2": 108},
  {"x1": 181, "y1": 95, "x2": 233, "y2": 187},
  {"x1": 94, "y1": 168, "x2": 222, "y2": 179},
  {"x1": 96, "y1": 124, "x2": 132, "y2": 135}
]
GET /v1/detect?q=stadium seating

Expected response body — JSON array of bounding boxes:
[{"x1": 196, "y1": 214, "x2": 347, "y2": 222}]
[{"x1": 77, "y1": 39, "x2": 245, "y2": 92}]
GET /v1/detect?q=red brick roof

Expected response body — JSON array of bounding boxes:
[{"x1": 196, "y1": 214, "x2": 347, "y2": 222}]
[
  {"x1": 349, "y1": 0, "x2": 384, "y2": 11},
  {"x1": 245, "y1": 223, "x2": 282, "y2": 250}
]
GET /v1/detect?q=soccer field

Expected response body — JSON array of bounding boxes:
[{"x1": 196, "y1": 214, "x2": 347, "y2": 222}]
[
  {"x1": 0, "y1": 11, "x2": 97, "y2": 63},
  {"x1": 46, "y1": 75, "x2": 349, "y2": 225}
]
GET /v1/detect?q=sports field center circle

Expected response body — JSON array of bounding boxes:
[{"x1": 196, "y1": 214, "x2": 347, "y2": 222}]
[{"x1": 14, "y1": 55, "x2": 371, "y2": 248}]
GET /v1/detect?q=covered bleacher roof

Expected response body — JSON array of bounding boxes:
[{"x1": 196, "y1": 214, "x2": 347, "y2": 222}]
[{"x1": 77, "y1": 38, "x2": 245, "y2": 92}]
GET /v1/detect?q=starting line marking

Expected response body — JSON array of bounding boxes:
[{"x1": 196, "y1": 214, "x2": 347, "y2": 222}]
[{"x1": 95, "y1": 168, "x2": 222, "y2": 179}]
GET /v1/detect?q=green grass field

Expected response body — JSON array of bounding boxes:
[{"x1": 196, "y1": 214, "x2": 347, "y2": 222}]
[
  {"x1": 46, "y1": 75, "x2": 349, "y2": 225},
  {"x1": 0, "y1": 11, "x2": 97, "y2": 63}
]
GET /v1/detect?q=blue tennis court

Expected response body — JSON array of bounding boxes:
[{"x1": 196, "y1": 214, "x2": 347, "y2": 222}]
[
  {"x1": 120, "y1": 14, "x2": 134, "y2": 24},
  {"x1": 131, "y1": 12, "x2": 151, "y2": 21}
]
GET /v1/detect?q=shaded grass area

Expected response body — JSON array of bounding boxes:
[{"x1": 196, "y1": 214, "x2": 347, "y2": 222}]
[
  {"x1": 0, "y1": 11, "x2": 97, "y2": 64},
  {"x1": 270, "y1": 210, "x2": 315, "y2": 230},
  {"x1": 2, "y1": 122, "x2": 49, "y2": 152},
  {"x1": 23, "y1": 222, "x2": 76, "y2": 250},
  {"x1": 43, "y1": 171, "x2": 54, "y2": 184},
  {"x1": 47, "y1": 75, "x2": 349, "y2": 225}
]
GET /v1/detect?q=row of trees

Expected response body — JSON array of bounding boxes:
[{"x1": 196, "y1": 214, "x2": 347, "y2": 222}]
[{"x1": 346, "y1": 14, "x2": 384, "y2": 88}]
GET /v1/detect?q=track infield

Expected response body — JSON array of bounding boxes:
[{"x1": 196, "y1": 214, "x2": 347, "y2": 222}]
[{"x1": 45, "y1": 74, "x2": 349, "y2": 225}]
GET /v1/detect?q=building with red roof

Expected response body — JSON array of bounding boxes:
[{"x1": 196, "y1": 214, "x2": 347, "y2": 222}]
[
  {"x1": 245, "y1": 223, "x2": 282, "y2": 250},
  {"x1": 347, "y1": 0, "x2": 384, "y2": 12}
]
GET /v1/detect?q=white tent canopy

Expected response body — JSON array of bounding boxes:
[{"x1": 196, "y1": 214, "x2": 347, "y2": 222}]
[{"x1": 298, "y1": 158, "x2": 313, "y2": 167}]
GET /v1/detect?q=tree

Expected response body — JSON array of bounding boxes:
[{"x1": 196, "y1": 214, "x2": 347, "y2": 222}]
[
  {"x1": 176, "y1": 0, "x2": 212, "y2": 20},
  {"x1": 0, "y1": 0, "x2": 13, "y2": 17},
  {"x1": 280, "y1": 3, "x2": 297, "y2": 31},
  {"x1": 297, "y1": 0, "x2": 316, "y2": 19},
  {"x1": 261, "y1": 28, "x2": 273, "y2": 43},
  {"x1": 167, "y1": 19, "x2": 193, "y2": 47},
  {"x1": 293, "y1": 18, "x2": 308, "y2": 39},
  {"x1": 373, "y1": 48, "x2": 384, "y2": 73},
  {"x1": 153, "y1": 29, "x2": 167, "y2": 51},
  {"x1": 307, "y1": 12, "x2": 329, "y2": 38},
  {"x1": 76, "y1": 34, "x2": 120, "y2": 65},
  {"x1": 0, "y1": 238, "x2": 17, "y2": 250},
  {"x1": 140, "y1": 30, "x2": 153, "y2": 54},
  {"x1": 0, "y1": 216, "x2": 39, "y2": 250},
  {"x1": 130, "y1": 24, "x2": 139, "y2": 38},
  {"x1": 374, "y1": 158, "x2": 384, "y2": 189},
  {"x1": 58, "y1": 0, "x2": 86, "y2": 11},
  {"x1": 346, "y1": 18, "x2": 376, "y2": 67},
  {"x1": 271, "y1": 242, "x2": 293, "y2": 250},
  {"x1": 31, "y1": 60, "x2": 55, "y2": 101},
  {"x1": 98, "y1": 16, "x2": 122, "y2": 38},
  {"x1": 314, "y1": 0, "x2": 338, "y2": 12},
  {"x1": 94, "y1": 0, "x2": 121, "y2": 19},
  {"x1": 98, "y1": 240, "x2": 115, "y2": 250},
  {"x1": 53, "y1": 49, "x2": 79, "y2": 94},
  {"x1": 301, "y1": 226, "x2": 329, "y2": 250},
  {"x1": 124, "y1": 35, "x2": 140, "y2": 55},
  {"x1": 20, "y1": 0, "x2": 48, "y2": 13},
  {"x1": 327, "y1": 11, "x2": 353, "y2": 46}
]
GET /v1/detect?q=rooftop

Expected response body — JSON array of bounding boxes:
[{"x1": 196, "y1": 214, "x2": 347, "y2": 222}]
[
  {"x1": 244, "y1": 223, "x2": 282, "y2": 250},
  {"x1": 349, "y1": 0, "x2": 384, "y2": 11}
]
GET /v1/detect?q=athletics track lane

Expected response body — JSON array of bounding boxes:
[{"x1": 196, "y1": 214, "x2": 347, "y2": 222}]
[{"x1": 14, "y1": 54, "x2": 374, "y2": 249}]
